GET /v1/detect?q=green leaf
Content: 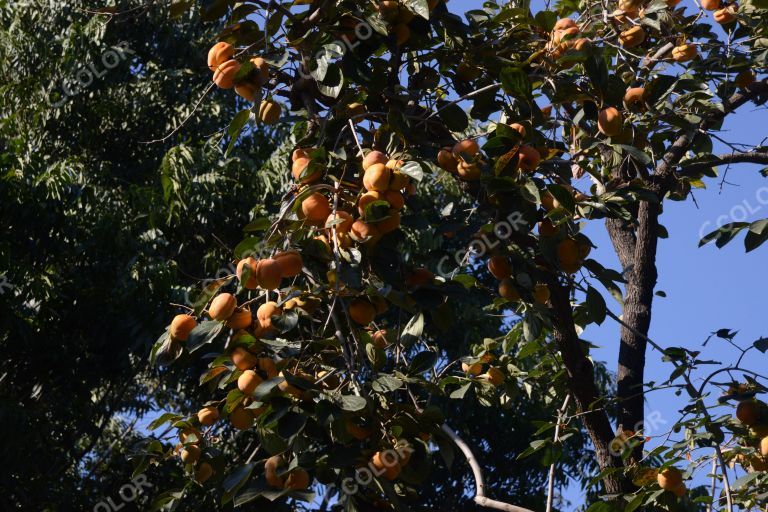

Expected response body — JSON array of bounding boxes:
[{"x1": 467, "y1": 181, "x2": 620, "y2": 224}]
[
  {"x1": 450, "y1": 382, "x2": 472, "y2": 399},
  {"x1": 401, "y1": 0, "x2": 429, "y2": 19},
  {"x1": 222, "y1": 462, "x2": 256, "y2": 502},
  {"x1": 732, "y1": 471, "x2": 760, "y2": 489},
  {"x1": 534, "y1": 10, "x2": 557, "y2": 30},
  {"x1": 400, "y1": 312, "x2": 424, "y2": 348},
  {"x1": 436, "y1": 100, "x2": 469, "y2": 131},
  {"x1": 586, "y1": 286, "x2": 607, "y2": 325},
  {"x1": 187, "y1": 320, "x2": 225, "y2": 353},
  {"x1": 409, "y1": 351, "x2": 438, "y2": 375},
  {"x1": 698, "y1": 222, "x2": 749, "y2": 248},
  {"x1": 372, "y1": 374, "x2": 403, "y2": 393},
  {"x1": 331, "y1": 393, "x2": 367, "y2": 412},
  {"x1": 625, "y1": 493, "x2": 645, "y2": 512},
  {"x1": 745, "y1": 219, "x2": 768, "y2": 252},
  {"x1": 586, "y1": 502, "x2": 622, "y2": 512},
  {"x1": 226, "y1": 110, "x2": 251, "y2": 156},
  {"x1": 317, "y1": 64, "x2": 344, "y2": 99},
  {"x1": 148, "y1": 412, "x2": 182, "y2": 431},
  {"x1": 614, "y1": 144, "x2": 651, "y2": 166},
  {"x1": 499, "y1": 67, "x2": 531, "y2": 98},
  {"x1": 243, "y1": 218, "x2": 272, "y2": 232},
  {"x1": 753, "y1": 337, "x2": 768, "y2": 353},
  {"x1": 399, "y1": 161, "x2": 425, "y2": 182}
]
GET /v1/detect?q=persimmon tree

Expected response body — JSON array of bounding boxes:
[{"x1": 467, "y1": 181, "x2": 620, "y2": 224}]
[{"x1": 143, "y1": 0, "x2": 768, "y2": 509}]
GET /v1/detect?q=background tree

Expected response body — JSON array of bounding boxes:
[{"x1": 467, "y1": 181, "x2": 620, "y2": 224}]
[{"x1": 0, "y1": 1, "x2": 286, "y2": 508}]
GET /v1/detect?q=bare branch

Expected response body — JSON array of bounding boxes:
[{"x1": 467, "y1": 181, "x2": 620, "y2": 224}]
[
  {"x1": 440, "y1": 424, "x2": 535, "y2": 512},
  {"x1": 678, "y1": 150, "x2": 768, "y2": 176}
]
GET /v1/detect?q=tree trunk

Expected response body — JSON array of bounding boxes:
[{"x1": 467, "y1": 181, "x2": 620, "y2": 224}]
[
  {"x1": 607, "y1": 201, "x2": 660, "y2": 462},
  {"x1": 547, "y1": 275, "x2": 631, "y2": 495}
]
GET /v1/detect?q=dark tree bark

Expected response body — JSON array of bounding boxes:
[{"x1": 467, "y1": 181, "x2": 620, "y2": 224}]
[{"x1": 546, "y1": 275, "x2": 631, "y2": 495}]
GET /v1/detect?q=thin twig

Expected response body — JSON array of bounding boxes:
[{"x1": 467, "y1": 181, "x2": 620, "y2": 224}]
[{"x1": 546, "y1": 395, "x2": 571, "y2": 512}]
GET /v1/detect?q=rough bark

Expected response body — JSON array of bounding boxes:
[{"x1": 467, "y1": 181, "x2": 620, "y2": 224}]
[
  {"x1": 607, "y1": 201, "x2": 659, "y2": 463},
  {"x1": 546, "y1": 276, "x2": 631, "y2": 494},
  {"x1": 602, "y1": 79, "x2": 768, "y2": 465}
]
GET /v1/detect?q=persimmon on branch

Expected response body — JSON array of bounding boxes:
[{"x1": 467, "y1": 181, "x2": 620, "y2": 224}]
[{"x1": 140, "y1": 0, "x2": 768, "y2": 509}]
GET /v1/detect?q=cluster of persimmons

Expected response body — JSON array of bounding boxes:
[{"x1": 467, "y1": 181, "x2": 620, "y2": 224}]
[{"x1": 157, "y1": 0, "x2": 762, "y2": 501}]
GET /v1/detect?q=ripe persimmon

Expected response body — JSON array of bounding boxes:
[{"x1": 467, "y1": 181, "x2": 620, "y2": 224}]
[
  {"x1": 713, "y1": 4, "x2": 737, "y2": 24},
  {"x1": 180, "y1": 445, "x2": 201, "y2": 464},
  {"x1": 462, "y1": 361, "x2": 483, "y2": 376},
  {"x1": 213, "y1": 60, "x2": 240, "y2": 89},
  {"x1": 598, "y1": 107, "x2": 623, "y2": 137},
  {"x1": 292, "y1": 157, "x2": 321, "y2": 184},
  {"x1": 198, "y1": 406, "x2": 220, "y2": 426},
  {"x1": 375, "y1": 210, "x2": 401, "y2": 234},
  {"x1": 227, "y1": 307, "x2": 252, "y2": 329},
  {"x1": 392, "y1": 23, "x2": 410, "y2": 46},
  {"x1": 453, "y1": 139, "x2": 480, "y2": 159},
  {"x1": 257, "y1": 301, "x2": 282, "y2": 330},
  {"x1": 737, "y1": 400, "x2": 761, "y2": 425},
  {"x1": 487, "y1": 255, "x2": 512, "y2": 280},
  {"x1": 170, "y1": 314, "x2": 197, "y2": 341},
  {"x1": 363, "y1": 150, "x2": 388, "y2": 171},
  {"x1": 437, "y1": 148, "x2": 458, "y2": 173},
  {"x1": 207, "y1": 42, "x2": 234, "y2": 71},
  {"x1": 326, "y1": 211, "x2": 354, "y2": 232},
  {"x1": 372, "y1": 329, "x2": 390, "y2": 348},
  {"x1": 406, "y1": 268, "x2": 434, "y2": 288},
  {"x1": 210, "y1": 293, "x2": 237, "y2": 321},
  {"x1": 257, "y1": 357, "x2": 278, "y2": 378},
  {"x1": 285, "y1": 468, "x2": 310, "y2": 490},
  {"x1": 533, "y1": 283, "x2": 550, "y2": 304},
  {"x1": 619, "y1": 26, "x2": 645, "y2": 48},
  {"x1": 235, "y1": 82, "x2": 259, "y2": 102},
  {"x1": 349, "y1": 298, "x2": 376, "y2": 325},
  {"x1": 238, "y1": 370, "x2": 262, "y2": 395},
  {"x1": 249, "y1": 56, "x2": 270, "y2": 86},
  {"x1": 623, "y1": 87, "x2": 646, "y2": 110},
  {"x1": 457, "y1": 161, "x2": 481, "y2": 180},
  {"x1": 273, "y1": 250, "x2": 303, "y2": 278},
  {"x1": 195, "y1": 462, "x2": 214, "y2": 483},
  {"x1": 237, "y1": 257, "x2": 260, "y2": 289},
  {"x1": 363, "y1": 163, "x2": 392, "y2": 191},
  {"x1": 229, "y1": 406, "x2": 254, "y2": 430},
  {"x1": 265, "y1": 455, "x2": 285, "y2": 487},
  {"x1": 383, "y1": 190, "x2": 405, "y2": 210},
  {"x1": 538, "y1": 219, "x2": 559, "y2": 237},
  {"x1": 499, "y1": 278, "x2": 520, "y2": 301},
  {"x1": 350, "y1": 219, "x2": 381, "y2": 243},
  {"x1": 254, "y1": 258, "x2": 282, "y2": 290},
  {"x1": 259, "y1": 99, "x2": 281, "y2": 124},
  {"x1": 301, "y1": 192, "x2": 332, "y2": 225},
  {"x1": 657, "y1": 467, "x2": 683, "y2": 491},
  {"x1": 672, "y1": 44, "x2": 697, "y2": 62},
  {"x1": 484, "y1": 367, "x2": 505, "y2": 386},
  {"x1": 231, "y1": 347, "x2": 257, "y2": 371},
  {"x1": 518, "y1": 146, "x2": 541, "y2": 172},
  {"x1": 391, "y1": 172, "x2": 410, "y2": 192}
]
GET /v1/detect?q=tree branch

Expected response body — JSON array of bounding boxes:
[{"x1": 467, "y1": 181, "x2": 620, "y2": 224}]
[
  {"x1": 440, "y1": 424, "x2": 535, "y2": 512},
  {"x1": 678, "y1": 150, "x2": 768, "y2": 176},
  {"x1": 546, "y1": 394, "x2": 571, "y2": 512}
]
